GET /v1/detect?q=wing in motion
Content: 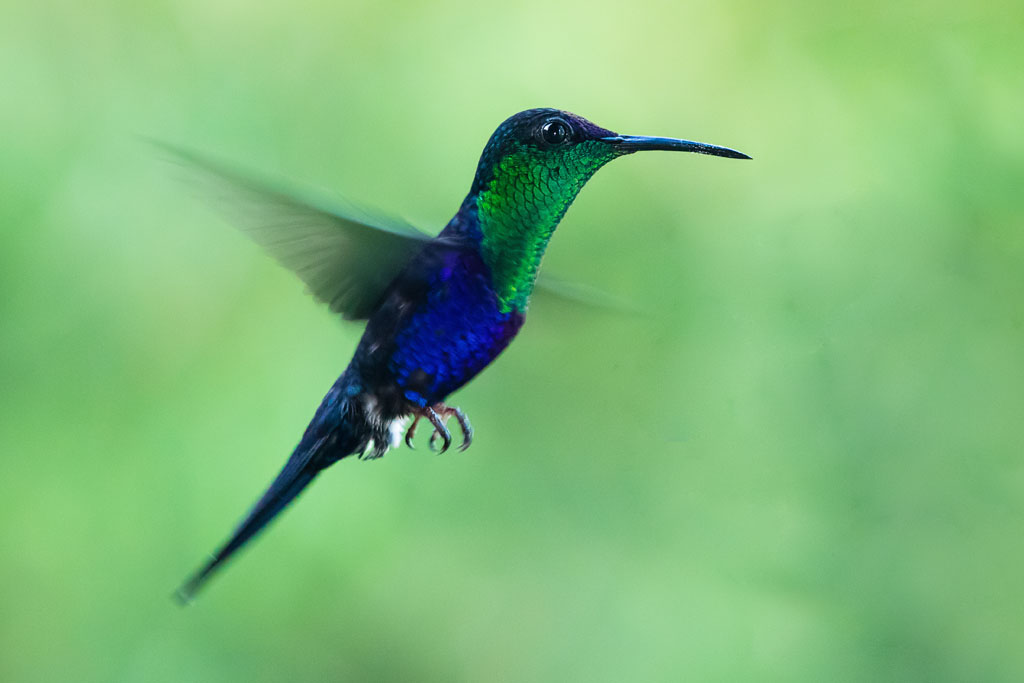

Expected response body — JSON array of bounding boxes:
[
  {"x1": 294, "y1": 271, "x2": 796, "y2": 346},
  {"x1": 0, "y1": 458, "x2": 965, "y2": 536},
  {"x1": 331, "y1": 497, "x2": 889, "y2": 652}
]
[{"x1": 155, "y1": 142, "x2": 439, "y2": 320}]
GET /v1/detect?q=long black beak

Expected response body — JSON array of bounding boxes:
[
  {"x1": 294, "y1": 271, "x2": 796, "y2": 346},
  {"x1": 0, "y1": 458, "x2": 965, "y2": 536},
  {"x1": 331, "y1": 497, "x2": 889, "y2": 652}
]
[{"x1": 602, "y1": 135, "x2": 751, "y2": 160}]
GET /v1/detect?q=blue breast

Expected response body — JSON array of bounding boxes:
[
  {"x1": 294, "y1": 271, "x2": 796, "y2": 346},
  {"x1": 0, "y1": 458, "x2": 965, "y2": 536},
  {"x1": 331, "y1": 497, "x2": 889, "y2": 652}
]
[{"x1": 388, "y1": 249, "x2": 522, "y2": 406}]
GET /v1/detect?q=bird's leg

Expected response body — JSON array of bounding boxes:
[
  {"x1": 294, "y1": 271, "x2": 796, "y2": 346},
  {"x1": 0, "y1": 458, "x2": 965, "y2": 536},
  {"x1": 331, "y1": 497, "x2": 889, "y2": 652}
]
[
  {"x1": 428, "y1": 404, "x2": 473, "y2": 453},
  {"x1": 404, "y1": 415, "x2": 422, "y2": 449},
  {"x1": 448, "y1": 406, "x2": 473, "y2": 451},
  {"x1": 403, "y1": 403, "x2": 473, "y2": 453},
  {"x1": 423, "y1": 406, "x2": 452, "y2": 454},
  {"x1": 401, "y1": 408, "x2": 450, "y2": 452}
]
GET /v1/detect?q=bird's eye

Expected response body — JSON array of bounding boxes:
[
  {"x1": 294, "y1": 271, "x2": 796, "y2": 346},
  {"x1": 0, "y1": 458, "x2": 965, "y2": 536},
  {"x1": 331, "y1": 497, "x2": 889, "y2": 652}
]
[{"x1": 540, "y1": 119, "x2": 571, "y2": 146}]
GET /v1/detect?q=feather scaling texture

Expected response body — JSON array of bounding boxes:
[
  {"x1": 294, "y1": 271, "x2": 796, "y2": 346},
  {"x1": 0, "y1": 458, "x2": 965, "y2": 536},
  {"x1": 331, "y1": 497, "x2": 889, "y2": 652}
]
[
  {"x1": 381, "y1": 247, "x2": 523, "y2": 407},
  {"x1": 476, "y1": 139, "x2": 621, "y2": 313}
]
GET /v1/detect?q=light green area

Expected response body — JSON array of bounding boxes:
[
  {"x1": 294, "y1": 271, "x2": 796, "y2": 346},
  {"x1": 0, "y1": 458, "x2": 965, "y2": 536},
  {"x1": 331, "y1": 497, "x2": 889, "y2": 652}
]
[
  {"x1": 478, "y1": 139, "x2": 619, "y2": 312},
  {"x1": 1, "y1": 0, "x2": 1022, "y2": 681}
]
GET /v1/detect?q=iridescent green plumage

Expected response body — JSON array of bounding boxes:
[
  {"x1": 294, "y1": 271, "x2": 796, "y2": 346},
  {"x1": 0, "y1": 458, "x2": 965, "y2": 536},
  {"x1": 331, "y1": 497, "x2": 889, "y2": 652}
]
[{"x1": 477, "y1": 140, "x2": 622, "y2": 312}]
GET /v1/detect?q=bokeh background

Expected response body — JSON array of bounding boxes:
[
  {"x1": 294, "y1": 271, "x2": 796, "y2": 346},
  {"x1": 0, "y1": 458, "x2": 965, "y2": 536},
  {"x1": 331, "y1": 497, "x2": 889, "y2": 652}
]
[{"x1": 2, "y1": 0, "x2": 1023, "y2": 680}]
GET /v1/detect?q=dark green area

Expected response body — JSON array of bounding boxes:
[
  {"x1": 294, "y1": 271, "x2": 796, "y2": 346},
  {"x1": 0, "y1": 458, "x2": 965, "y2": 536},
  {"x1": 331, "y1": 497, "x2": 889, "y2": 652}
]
[{"x1": 1, "y1": 0, "x2": 1022, "y2": 680}]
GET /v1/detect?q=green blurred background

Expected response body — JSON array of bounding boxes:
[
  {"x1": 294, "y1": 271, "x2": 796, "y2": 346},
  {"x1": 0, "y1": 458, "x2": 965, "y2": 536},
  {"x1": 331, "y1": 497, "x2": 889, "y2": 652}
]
[{"x1": 2, "y1": 0, "x2": 1023, "y2": 680}]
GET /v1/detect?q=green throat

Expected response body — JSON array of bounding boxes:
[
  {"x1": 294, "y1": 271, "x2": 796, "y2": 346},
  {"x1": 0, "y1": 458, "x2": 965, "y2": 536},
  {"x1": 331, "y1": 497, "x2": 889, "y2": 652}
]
[{"x1": 475, "y1": 140, "x2": 620, "y2": 313}]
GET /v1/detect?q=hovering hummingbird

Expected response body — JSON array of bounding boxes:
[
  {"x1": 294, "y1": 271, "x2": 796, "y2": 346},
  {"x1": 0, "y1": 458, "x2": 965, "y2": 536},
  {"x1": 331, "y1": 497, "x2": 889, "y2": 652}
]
[{"x1": 173, "y1": 108, "x2": 749, "y2": 601}]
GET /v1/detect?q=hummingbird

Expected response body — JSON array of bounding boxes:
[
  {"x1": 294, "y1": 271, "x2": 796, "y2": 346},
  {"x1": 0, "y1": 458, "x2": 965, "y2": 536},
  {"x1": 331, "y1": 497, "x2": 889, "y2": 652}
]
[{"x1": 173, "y1": 108, "x2": 749, "y2": 601}]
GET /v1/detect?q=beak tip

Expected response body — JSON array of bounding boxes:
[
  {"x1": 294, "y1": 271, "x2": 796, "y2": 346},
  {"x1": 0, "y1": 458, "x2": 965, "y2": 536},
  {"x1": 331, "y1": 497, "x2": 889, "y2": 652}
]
[{"x1": 707, "y1": 146, "x2": 751, "y2": 160}]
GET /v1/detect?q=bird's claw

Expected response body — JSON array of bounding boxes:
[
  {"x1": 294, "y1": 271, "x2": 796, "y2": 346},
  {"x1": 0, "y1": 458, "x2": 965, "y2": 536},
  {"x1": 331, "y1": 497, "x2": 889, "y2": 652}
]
[
  {"x1": 404, "y1": 416, "x2": 420, "y2": 449},
  {"x1": 427, "y1": 413, "x2": 452, "y2": 453},
  {"x1": 403, "y1": 403, "x2": 472, "y2": 453},
  {"x1": 448, "y1": 406, "x2": 473, "y2": 452}
]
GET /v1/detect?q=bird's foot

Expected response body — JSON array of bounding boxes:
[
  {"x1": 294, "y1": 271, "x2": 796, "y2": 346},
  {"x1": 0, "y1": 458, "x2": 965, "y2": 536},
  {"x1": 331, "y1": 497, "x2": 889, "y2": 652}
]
[{"x1": 403, "y1": 404, "x2": 473, "y2": 454}]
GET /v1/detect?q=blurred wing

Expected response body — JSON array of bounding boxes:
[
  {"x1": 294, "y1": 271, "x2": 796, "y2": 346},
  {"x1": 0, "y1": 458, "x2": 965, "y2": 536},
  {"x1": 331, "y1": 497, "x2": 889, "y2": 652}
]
[
  {"x1": 533, "y1": 272, "x2": 645, "y2": 316},
  {"x1": 156, "y1": 142, "x2": 434, "y2": 321}
]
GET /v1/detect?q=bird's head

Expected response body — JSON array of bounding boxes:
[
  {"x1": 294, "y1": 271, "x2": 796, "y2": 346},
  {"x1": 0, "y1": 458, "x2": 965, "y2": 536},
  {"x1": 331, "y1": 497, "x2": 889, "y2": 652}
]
[
  {"x1": 467, "y1": 108, "x2": 749, "y2": 312},
  {"x1": 470, "y1": 107, "x2": 749, "y2": 198}
]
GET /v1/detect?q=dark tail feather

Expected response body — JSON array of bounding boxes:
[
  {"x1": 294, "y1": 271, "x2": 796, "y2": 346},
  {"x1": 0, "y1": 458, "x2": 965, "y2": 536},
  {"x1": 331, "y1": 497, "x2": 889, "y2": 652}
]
[{"x1": 176, "y1": 436, "x2": 327, "y2": 603}]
